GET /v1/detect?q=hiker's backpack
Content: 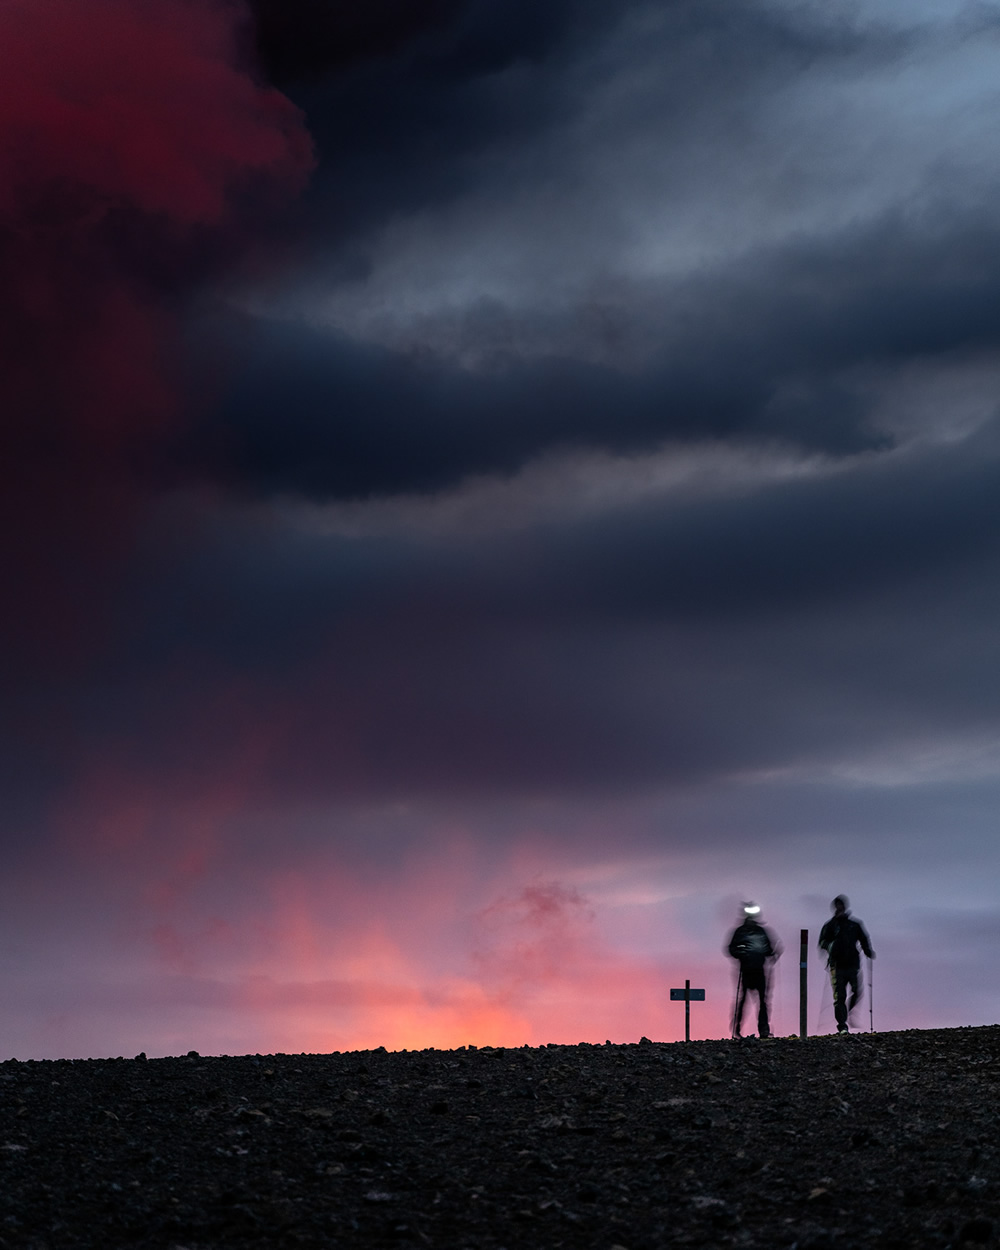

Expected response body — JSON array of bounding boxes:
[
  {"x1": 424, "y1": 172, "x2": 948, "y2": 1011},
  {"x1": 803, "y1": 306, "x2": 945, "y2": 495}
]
[{"x1": 828, "y1": 917, "x2": 859, "y2": 964}]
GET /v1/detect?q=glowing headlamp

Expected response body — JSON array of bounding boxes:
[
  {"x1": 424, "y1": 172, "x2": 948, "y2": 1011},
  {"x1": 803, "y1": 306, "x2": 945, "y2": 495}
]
[{"x1": 743, "y1": 903, "x2": 761, "y2": 915}]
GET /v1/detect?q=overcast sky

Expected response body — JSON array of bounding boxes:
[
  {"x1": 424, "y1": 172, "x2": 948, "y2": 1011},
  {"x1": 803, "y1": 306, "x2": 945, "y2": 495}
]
[{"x1": 2, "y1": 0, "x2": 1000, "y2": 1057}]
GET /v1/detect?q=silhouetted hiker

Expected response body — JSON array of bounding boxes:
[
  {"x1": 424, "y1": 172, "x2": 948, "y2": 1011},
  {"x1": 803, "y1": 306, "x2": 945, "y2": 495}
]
[
  {"x1": 727, "y1": 903, "x2": 782, "y2": 1039},
  {"x1": 819, "y1": 895, "x2": 875, "y2": 1034}
]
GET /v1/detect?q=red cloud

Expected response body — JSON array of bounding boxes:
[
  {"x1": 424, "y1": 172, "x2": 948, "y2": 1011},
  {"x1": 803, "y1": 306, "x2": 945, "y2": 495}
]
[
  {"x1": 0, "y1": 0, "x2": 312, "y2": 660},
  {"x1": 0, "y1": 0, "x2": 312, "y2": 438},
  {"x1": 0, "y1": 0, "x2": 309, "y2": 224}
]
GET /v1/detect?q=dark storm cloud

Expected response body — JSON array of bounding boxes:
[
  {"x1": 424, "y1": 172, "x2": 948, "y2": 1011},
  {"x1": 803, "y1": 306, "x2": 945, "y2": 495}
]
[
  {"x1": 5, "y1": 0, "x2": 1000, "y2": 825},
  {"x1": 249, "y1": 0, "x2": 622, "y2": 221},
  {"x1": 249, "y1": 0, "x2": 880, "y2": 236},
  {"x1": 247, "y1": 0, "x2": 606, "y2": 86},
  {"x1": 176, "y1": 314, "x2": 783, "y2": 499},
  {"x1": 529, "y1": 416, "x2": 1000, "y2": 620},
  {"x1": 246, "y1": 0, "x2": 465, "y2": 83},
  {"x1": 17, "y1": 407, "x2": 999, "y2": 815},
  {"x1": 140, "y1": 0, "x2": 1000, "y2": 504},
  {"x1": 176, "y1": 202, "x2": 1000, "y2": 500}
]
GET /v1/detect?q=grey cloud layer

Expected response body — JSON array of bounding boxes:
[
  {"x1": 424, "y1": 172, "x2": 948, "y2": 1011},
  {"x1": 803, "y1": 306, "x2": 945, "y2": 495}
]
[
  {"x1": 188, "y1": 203, "x2": 1000, "y2": 501},
  {"x1": 192, "y1": 0, "x2": 1000, "y2": 502},
  {"x1": 279, "y1": 0, "x2": 1000, "y2": 349},
  {"x1": 21, "y1": 404, "x2": 999, "y2": 822}
]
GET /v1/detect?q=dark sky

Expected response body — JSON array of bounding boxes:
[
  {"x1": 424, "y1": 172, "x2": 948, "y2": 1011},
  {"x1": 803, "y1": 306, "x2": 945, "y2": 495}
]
[{"x1": 2, "y1": 0, "x2": 1000, "y2": 1057}]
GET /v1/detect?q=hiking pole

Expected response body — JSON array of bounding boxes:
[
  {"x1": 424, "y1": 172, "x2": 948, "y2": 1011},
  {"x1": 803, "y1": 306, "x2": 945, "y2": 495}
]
[
  {"x1": 731, "y1": 967, "x2": 742, "y2": 1039},
  {"x1": 869, "y1": 956, "x2": 874, "y2": 1033},
  {"x1": 817, "y1": 961, "x2": 832, "y2": 1034}
]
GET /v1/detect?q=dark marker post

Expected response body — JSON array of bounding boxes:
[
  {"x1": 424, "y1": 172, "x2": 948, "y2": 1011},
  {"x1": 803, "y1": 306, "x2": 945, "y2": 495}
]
[{"x1": 799, "y1": 929, "x2": 808, "y2": 1038}]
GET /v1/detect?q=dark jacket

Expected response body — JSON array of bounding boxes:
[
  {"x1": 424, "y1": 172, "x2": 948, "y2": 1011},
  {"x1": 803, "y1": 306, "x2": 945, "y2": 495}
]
[
  {"x1": 728, "y1": 920, "x2": 776, "y2": 969},
  {"x1": 819, "y1": 914, "x2": 873, "y2": 970}
]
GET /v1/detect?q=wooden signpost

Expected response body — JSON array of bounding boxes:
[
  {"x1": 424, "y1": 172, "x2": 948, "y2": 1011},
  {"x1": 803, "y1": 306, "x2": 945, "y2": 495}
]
[{"x1": 669, "y1": 979, "x2": 705, "y2": 1042}]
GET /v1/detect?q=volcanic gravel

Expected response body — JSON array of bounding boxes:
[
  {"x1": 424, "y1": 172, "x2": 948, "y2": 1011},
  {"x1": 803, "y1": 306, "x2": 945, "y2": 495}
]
[{"x1": 1, "y1": 1026, "x2": 999, "y2": 1249}]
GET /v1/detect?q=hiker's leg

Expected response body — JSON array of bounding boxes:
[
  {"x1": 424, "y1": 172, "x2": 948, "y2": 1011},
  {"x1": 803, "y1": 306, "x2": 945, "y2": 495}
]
[
  {"x1": 832, "y1": 967, "x2": 848, "y2": 1029},
  {"x1": 846, "y1": 967, "x2": 862, "y2": 1018},
  {"x1": 758, "y1": 984, "x2": 770, "y2": 1038}
]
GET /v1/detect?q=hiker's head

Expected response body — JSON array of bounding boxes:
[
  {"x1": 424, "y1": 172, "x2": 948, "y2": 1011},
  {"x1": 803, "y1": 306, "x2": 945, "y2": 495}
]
[
  {"x1": 832, "y1": 895, "x2": 849, "y2": 916},
  {"x1": 743, "y1": 902, "x2": 761, "y2": 924}
]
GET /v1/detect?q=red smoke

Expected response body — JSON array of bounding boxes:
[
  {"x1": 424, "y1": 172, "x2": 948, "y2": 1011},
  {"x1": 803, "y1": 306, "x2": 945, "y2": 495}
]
[
  {"x1": 0, "y1": 0, "x2": 312, "y2": 660},
  {"x1": 0, "y1": 0, "x2": 308, "y2": 220},
  {"x1": 0, "y1": 0, "x2": 311, "y2": 434}
]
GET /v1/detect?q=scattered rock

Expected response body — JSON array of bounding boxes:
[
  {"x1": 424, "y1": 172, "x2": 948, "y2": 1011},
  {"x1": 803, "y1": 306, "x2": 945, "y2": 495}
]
[{"x1": 0, "y1": 1027, "x2": 999, "y2": 1247}]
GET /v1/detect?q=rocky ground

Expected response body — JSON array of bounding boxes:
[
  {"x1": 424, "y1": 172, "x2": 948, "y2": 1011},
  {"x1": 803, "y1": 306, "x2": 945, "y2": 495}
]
[{"x1": 1, "y1": 1025, "x2": 999, "y2": 1249}]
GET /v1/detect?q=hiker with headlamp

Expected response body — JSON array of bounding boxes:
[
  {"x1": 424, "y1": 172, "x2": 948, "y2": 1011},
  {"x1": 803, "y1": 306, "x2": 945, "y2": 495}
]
[
  {"x1": 727, "y1": 902, "x2": 781, "y2": 1039},
  {"x1": 819, "y1": 895, "x2": 875, "y2": 1034}
]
